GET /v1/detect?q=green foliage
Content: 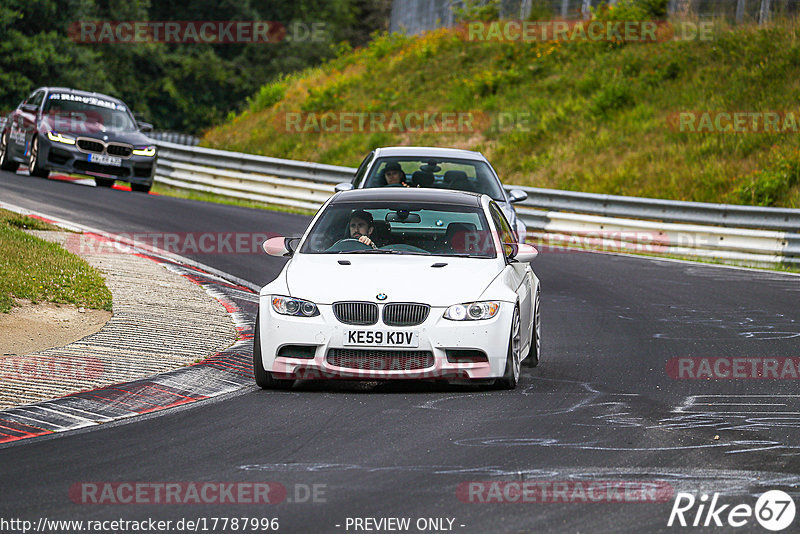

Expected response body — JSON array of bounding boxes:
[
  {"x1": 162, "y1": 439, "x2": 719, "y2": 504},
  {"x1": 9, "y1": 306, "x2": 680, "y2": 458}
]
[
  {"x1": 734, "y1": 147, "x2": 800, "y2": 206},
  {"x1": 0, "y1": 0, "x2": 389, "y2": 133},
  {"x1": 589, "y1": 79, "x2": 633, "y2": 117},
  {"x1": 249, "y1": 81, "x2": 288, "y2": 112},
  {"x1": 592, "y1": 0, "x2": 668, "y2": 21},
  {"x1": 453, "y1": 0, "x2": 500, "y2": 22},
  {"x1": 204, "y1": 20, "x2": 800, "y2": 208},
  {"x1": 526, "y1": 0, "x2": 554, "y2": 21}
]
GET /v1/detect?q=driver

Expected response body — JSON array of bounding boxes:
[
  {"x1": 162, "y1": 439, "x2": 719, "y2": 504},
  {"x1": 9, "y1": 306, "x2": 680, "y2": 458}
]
[
  {"x1": 383, "y1": 162, "x2": 409, "y2": 187},
  {"x1": 348, "y1": 209, "x2": 377, "y2": 249}
]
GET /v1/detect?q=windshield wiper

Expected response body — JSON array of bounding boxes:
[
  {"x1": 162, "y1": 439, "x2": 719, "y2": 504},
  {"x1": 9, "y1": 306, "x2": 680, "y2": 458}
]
[{"x1": 348, "y1": 249, "x2": 402, "y2": 254}]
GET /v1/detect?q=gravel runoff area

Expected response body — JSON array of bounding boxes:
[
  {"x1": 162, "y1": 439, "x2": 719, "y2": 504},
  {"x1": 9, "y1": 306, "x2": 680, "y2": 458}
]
[{"x1": 0, "y1": 231, "x2": 237, "y2": 410}]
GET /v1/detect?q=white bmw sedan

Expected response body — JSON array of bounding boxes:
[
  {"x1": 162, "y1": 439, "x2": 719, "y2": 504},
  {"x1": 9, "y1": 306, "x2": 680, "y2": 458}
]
[{"x1": 255, "y1": 188, "x2": 540, "y2": 390}]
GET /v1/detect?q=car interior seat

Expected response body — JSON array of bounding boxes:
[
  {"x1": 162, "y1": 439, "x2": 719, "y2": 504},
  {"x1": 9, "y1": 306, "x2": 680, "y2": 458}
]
[
  {"x1": 411, "y1": 170, "x2": 435, "y2": 188},
  {"x1": 371, "y1": 220, "x2": 392, "y2": 246},
  {"x1": 445, "y1": 222, "x2": 480, "y2": 254},
  {"x1": 442, "y1": 170, "x2": 478, "y2": 193}
]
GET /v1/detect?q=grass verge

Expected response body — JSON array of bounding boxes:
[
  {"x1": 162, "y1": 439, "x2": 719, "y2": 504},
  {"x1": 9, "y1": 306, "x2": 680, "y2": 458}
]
[{"x1": 0, "y1": 209, "x2": 113, "y2": 313}]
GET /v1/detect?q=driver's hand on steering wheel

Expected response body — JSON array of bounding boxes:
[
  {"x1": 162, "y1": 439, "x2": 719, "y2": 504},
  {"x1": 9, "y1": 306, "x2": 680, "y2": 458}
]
[{"x1": 357, "y1": 235, "x2": 376, "y2": 248}]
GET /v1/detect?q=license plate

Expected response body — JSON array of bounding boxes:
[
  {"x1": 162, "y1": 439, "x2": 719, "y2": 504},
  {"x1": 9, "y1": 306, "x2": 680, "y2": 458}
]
[
  {"x1": 344, "y1": 330, "x2": 419, "y2": 347},
  {"x1": 89, "y1": 154, "x2": 122, "y2": 166}
]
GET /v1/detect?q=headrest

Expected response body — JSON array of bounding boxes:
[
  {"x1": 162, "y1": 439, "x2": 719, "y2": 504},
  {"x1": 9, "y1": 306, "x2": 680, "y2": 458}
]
[{"x1": 411, "y1": 170, "x2": 435, "y2": 188}]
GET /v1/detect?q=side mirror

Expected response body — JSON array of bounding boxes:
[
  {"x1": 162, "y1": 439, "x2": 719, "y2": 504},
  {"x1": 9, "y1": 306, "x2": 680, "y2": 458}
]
[
  {"x1": 21, "y1": 103, "x2": 38, "y2": 114},
  {"x1": 508, "y1": 243, "x2": 538, "y2": 263},
  {"x1": 262, "y1": 236, "x2": 300, "y2": 257},
  {"x1": 508, "y1": 189, "x2": 528, "y2": 203},
  {"x1": 138, "y1": 121, "x2": 153, "y2": 133},
  {"x1": 335, "y1": 183, "x2": 354, "y2": 193}
]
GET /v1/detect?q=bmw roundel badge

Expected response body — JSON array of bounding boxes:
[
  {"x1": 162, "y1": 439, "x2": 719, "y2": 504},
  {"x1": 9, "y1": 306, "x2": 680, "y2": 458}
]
[{"x1": 376, "y1": 293, "x2": 387, "y2": 301}]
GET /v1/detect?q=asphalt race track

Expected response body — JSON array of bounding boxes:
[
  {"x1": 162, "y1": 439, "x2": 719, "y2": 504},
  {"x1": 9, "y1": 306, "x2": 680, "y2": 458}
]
[{"x1": 2, "y1": 170, "x2": 800, "y2": 533}]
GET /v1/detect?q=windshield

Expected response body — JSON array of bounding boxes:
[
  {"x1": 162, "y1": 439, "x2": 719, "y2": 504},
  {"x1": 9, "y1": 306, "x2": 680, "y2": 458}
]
[
  {"x1": 43, "y1": 93, "x2": 138, "y2": 133},
  {"x1": 299, "y1": 202, "x2": 497, "y2": 258},
  {"x1": 363, "y1": 157, "x2": 506, "y2": 200}
]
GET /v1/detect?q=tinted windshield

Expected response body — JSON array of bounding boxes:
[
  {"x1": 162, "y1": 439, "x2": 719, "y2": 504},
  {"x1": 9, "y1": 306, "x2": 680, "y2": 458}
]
[
  {"x1": 299, "y1": 202, "x2": 497, "y2": 258},
  {"x1": 43, "y1": 93, "x2": 138, "y2": 133},
  {"x1": 363, "y1": 157, "x2": 505, "y2": 200}
]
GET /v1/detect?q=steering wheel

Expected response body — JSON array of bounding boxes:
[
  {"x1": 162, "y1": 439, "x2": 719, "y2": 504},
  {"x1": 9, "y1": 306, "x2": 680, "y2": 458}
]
[
  {"x1": 326, "y1": 238, "x2": 372, "y2": 252},
  {"x1": 384, "y1": 183, "x2": 406, "y2": 187}
]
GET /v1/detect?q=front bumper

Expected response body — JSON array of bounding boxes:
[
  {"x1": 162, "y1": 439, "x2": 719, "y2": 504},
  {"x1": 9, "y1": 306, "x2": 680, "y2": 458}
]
[
  {"x1": 256, "y1": 299, "x2": 514, "y2": 381},
  {"x1": 40, "y1": 137, "x2": 156, "y2": 185}
]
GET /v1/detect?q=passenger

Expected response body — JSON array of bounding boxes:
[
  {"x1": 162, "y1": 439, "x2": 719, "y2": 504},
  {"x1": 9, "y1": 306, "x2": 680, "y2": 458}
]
[{"x1": 348, "y1": 209, "x2": 377, "y2": 249}]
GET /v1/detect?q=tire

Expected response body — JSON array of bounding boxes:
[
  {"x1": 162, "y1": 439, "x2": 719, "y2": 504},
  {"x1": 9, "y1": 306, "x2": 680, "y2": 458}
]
[
  {"x1": 495, "y1": 305, "x2": 522, "y2": 389},
  {"x1": 131, "y1": 183, "x2": 152, "y2": 193},
  {"x1": 28, "y1": 135, "x2": 49, "y2": 178},
  {"x1": 523, "y1": 290, "x2": 540, "y2": 368},
  {"x1": 253, "y1": 312, "x2": 294, "y2": 389},
  {"x1": 94, "y1": 178, "x2": 114, "y2": 188},
  {"x1": 0, "y1": 130, "x2": 19, "y2": 172}
]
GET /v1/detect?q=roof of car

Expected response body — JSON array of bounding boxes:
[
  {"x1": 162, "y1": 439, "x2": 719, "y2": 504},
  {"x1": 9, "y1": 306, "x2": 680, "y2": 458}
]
[
  {"x1": 331, "y1": 187, "x2": 484, "y2": 206},
  {"x1": 39, "y1": 87, "x2": 125, "y2": 104},
  {"x1": 373, "y1": 146, "x2": 486, "y2": 161}
]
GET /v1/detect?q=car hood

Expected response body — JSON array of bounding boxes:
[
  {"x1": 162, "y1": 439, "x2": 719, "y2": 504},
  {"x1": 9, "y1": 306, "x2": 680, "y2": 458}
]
[{"x1": 285, "y1": 254, "x2": 502, "y2": 306}]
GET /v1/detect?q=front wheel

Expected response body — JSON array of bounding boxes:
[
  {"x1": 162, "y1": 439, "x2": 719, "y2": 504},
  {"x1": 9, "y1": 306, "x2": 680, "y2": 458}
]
[
  {"x1": 253, "y1": 312, "x2": 294, "y2": 390},
  {"x1": 495, "y1": 305, "x2": 521, "y2": 389},
  {"x1": 28, "y1": 135, "x2": 49, "y2": 178},
  {"x1": 94, "y1": 178, "x2": 114, "y2": 188},
  {"x1": 0, "y1": 130, "x2": 19, "y2": 172}
]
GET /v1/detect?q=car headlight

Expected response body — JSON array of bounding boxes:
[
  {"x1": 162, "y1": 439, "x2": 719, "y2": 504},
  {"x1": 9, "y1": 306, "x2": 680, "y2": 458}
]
[
  {"x1": 132, "y1": 145, "x2": 156, "y2": 157},
  {"x1": 271, "y1": 296, "x2": 319, "y2": 317},
  {"x1": 444, "y1": 301, "x2": 500, "y2": 321},
  {"x1": 47, "y1": 131, "x2": 76, "y2": 145}
]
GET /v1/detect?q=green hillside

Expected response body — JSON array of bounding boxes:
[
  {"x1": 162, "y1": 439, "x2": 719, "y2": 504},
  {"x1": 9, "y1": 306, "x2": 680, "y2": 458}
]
[{"x1": 203, "y1": 16, "x2": 800, "y2": 207}]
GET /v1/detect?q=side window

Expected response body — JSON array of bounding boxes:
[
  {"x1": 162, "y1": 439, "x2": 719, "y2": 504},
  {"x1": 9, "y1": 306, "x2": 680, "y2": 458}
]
[
  {"x1": 351, "y1": 152, "x2": 374, "y2": 188},
  {"x1": 21, "y1": 91, "x2": 38, "y2": 108},
  {"x1": 31, "y1": 91, "x2": 45, "y2": 108},
  {"x1": 489, "y1": 202, "x2": 515, "y2": 256}
]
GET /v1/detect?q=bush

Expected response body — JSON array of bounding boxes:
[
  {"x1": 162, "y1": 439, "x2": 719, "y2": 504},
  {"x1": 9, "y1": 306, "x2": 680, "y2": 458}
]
[
  {"x1": 735, "y1": 148, "x2": 800, "y2": 206},
  {"x1": 589, "y1": 80, "x2": 633, "y2": 117},
  {"x1": 249, "y1": 81, "x2": 287, "y2": 112}
]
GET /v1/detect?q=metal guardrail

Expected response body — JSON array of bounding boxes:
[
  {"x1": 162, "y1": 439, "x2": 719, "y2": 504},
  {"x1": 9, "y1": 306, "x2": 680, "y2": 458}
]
[
  {"x1": 148, "y1": 131, "x2": 200, "y2": 146},
  {"x1": 153, "y1": 140, "x2": 800, "y2": 266}
]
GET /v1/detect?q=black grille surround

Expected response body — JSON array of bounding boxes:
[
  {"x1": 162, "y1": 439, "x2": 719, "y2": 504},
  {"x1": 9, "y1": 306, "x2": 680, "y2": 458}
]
[
  {"x1": 107, "y1": 143, "x2": 133, "y2": 157},
  {"x1": 77, "y1": 139, "x2": 104, "y2": 153},
  {"x1": 75, "y1": 137, "x2": 133, "y2": 159},
  {"x1": 333, "y1": 301, "x2": 378, "y2": 326},
  {"x1": 327, "y1": 349, "x2": 434, "y2": 371},
  {"x1": 382, "y1": 303, "x2": 430, "y2": 327}
]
